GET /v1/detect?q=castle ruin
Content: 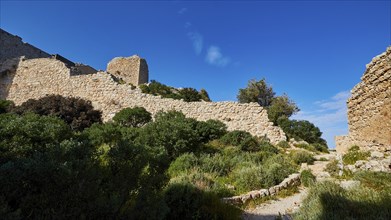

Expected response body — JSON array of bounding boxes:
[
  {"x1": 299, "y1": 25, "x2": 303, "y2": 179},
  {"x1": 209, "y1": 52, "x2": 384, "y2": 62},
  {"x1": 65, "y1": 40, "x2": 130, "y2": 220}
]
[
  {"x1": 0, "y1": 28, "x2": 286, "y2": 145},
  {"x1": 336, "y1": 46, "x2": 391, "y2": 154}
]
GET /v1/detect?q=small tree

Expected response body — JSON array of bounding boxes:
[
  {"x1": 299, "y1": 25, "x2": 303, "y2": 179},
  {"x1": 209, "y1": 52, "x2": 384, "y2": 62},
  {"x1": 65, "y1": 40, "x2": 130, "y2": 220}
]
[
  {"x1": 237, "y1": 78, "x2": 275, "y2": 107},
  {"x1": 113, "y1": 107, "x2": 152, "y2": 127},
  {"x1": 178, "y1": 88, "x2": 202, "y2": 102},
  {"x1": 268, "y1": 94, "x2": 299, "y2": 124}
]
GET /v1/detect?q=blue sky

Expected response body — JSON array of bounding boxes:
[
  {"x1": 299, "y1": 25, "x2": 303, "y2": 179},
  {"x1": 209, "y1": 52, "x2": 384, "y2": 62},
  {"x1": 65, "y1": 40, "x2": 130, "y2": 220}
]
[{"x1": 1, "y1": 0, "x2": 390, "y2": 147}]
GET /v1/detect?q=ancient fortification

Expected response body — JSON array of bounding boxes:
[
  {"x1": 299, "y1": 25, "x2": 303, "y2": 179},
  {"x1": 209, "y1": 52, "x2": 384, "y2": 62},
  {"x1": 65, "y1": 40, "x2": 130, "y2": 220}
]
[
  {"x1": 107, "y1": 56, "x2": 149, "y2": 86},
  {"x1": 336, "y1": 46, "x2": 391, "y2": 154},
  {"x1": 0, "y1": 28, "x2": 286, "y2": 144}
]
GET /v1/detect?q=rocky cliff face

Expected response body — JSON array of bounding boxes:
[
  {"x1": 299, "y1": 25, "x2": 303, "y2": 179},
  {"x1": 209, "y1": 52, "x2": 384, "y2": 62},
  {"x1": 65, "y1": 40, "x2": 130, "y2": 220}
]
[{"x1": 336, "y1": 46, "x2": 391, "y2": 154}]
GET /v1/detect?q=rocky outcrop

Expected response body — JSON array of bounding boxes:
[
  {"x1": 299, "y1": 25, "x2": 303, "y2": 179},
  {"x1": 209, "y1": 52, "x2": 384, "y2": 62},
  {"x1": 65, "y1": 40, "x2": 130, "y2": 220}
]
[
  {"x1": 336, "y1": 46, "x2": 391, "y2": 154},
  {"x1": 0, "y1": 57, "x2": 286, "y2": 144}
]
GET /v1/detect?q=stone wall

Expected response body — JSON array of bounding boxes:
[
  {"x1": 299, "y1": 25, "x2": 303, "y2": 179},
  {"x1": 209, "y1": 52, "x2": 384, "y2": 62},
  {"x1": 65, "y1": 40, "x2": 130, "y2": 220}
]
[
  {"x1": 0, "y1": 57, "x2": 286, "y2": 144},
  {"x1": 222, "y1": 173, "x2": 301, "y2": 204},
  {"x1": 336, "y1": 46, "x2": 391, "y2": 153},
  {"x1": 106, "y1": 55, "x2": 149, "y2": 86},
  {"x1": 0, "y1": 29, "x2": 51, "y2": 62}
]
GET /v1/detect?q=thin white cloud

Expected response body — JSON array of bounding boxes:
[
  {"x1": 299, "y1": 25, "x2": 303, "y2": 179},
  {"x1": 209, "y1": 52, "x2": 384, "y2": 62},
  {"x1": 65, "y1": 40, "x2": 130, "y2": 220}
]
[
  {"x1": 178, "y1": 8, "x2": 187, "y2": 14},
  {"x1": 184, "y1": 22, "x2": 192, "y2": 28},
  {"x1": 187, "y1": 32, "x2": 203, "y2": 55},
  {"x1": 205, "y1": 46, "x2": 230, "y2": 67},
  {"x1": 291, "y1": 90, "x2": 350, "y2": 148}
]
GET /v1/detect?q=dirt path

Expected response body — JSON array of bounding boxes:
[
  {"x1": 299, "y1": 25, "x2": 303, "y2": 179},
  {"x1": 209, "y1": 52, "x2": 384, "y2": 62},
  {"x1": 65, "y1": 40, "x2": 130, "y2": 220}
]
[
  {"x1": 242, "y1": 188, "x2": 308, "y2": 220},
  {"x1": 242, "y1": 152, "x2": 335, "y2": 219}
]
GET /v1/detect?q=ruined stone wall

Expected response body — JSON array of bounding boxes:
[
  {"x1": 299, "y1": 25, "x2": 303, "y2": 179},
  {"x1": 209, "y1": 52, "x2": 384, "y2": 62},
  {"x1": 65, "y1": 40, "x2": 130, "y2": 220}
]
[
  {"x1": 106, "y1": 55, "x2": 149, "y2": 86},
  {"x1": 0, "y1": 29, "x2": 51, "y2": 62},
  {"x1": 336, "y1": 46, "x2": 391, "y2": 153},
  {"x1": 0, "y1": 58, "x2": 286, "y2": 144}
]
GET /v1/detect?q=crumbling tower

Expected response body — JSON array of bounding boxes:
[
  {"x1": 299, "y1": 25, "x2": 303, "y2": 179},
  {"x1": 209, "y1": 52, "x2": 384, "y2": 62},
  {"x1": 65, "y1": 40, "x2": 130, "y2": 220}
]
[{"x1": 106, "y1": 55, "x2": 149, "y2": 86}]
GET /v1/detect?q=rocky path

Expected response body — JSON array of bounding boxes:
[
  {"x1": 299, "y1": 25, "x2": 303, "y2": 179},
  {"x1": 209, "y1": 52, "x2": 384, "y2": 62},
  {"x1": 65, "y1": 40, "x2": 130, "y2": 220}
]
[
  {"x1": 242, "y1": 188, "x2": 308, "y2": 220},
  {"x1": 242, "y1": 152, "x2": 335, "y2": 220}
]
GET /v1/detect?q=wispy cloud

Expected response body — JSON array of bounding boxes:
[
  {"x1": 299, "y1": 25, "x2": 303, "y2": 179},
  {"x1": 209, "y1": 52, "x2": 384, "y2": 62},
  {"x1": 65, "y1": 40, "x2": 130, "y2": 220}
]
[
  {"x1": 178, "y1": 8, "x2": 187, "y2": 15},
  {"x1": 187, "y1": 32, "x2": 203, "y2": 55},
  {"x1": 184, "y1": 22, "x2": 192, "y2": 28},
  {"x1": 205, "y1": 46, "x2": 230, "y2": 67},
  {"x1": 292, "y1": 91, "x2": 351, "y2": 148}
]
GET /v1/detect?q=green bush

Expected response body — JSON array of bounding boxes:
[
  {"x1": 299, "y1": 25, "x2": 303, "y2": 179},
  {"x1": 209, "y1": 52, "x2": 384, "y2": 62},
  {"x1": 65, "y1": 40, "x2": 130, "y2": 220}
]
[
  {"x1": 277, "y1": 140, "x2": 290, "y2": 148},
  {"x1": 231, "y1": 165, "x2": 264, "y2": 193},
  {"x1": 290, "y1": 150, "x2": 315, "y2": 165},
  {"x1": 301, "y1": 169, "x2": 316, "y2": 187},
  {"x1": 353, "y1": 171, "x2": 391, "y2": 191},
  {"x1": 262, "y1": 155, "x2": 297, "y2": 187},
  {"x1": 0, "y1": 99, "x2": 14, "y2": 114},
  {"x1": 136, "y1": 111, "x2": 201, "y2": 159},
  {"x1": 168, "y1": 153, "x2": 199, "y2": 177},
  {"x1": 163, "y1": 183, "x2": 241, "y2": 220},
  {"x1": 0, "y1": 113, "x2": 72, "y2": 162},
  {"x1": 295, "y1": 181, "x2": 391, "y2": 220},
  {"x1": 178, "y1": 87, "x2": 202, "y2": 102},
  {"x1": 140, "y1": 80, "x2": 211, "y2": 102},
  {"x1": 342, "y1": 146, "x2": 370, "y2": 165},
  {"x1": 325, "y1": 159, "x2": 340, "y2": 177},
  {"x1": 267, "y1": 95, "x2": 299, "y2": 125},
  {"x1": 278, "y1": 117, "x2": 327, "y2": 149},
  {"x1": 12, "y1": 95, "x2": 102, "y2": 131},
  {"x1": 195, "y1": 119, "x2": 227, "y2": 143},
  {"x1": 220, "y1": 130, "x2": 251, "y2": 146},
  {"x1": 112, "y1": 106, "x2": 152, "y2": 127}
]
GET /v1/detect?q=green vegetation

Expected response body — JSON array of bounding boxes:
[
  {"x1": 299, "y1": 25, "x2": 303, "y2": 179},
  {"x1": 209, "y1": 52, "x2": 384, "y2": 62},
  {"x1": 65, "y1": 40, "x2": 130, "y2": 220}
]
[
  {"x1": 0, "y1": 99, "x2": 14, "y2": 114},
  {"x1": 342, "y1": 145, "x2": 370, "y2": 165},
  {"x1": 290, "y1": 150, "x2": 315, "y2": 165},
  {"x1": 237, "y1": 78, "x2": 328, "y2": 152},
  {"x1": 112, "y1": 106, "x2": 152, "y2": 127},
  {"x1": 140, "y1": 80, "x2": 211, "y2": 102},
  {"x1": 11, "y1": 95, "x2": 102, "y2": 131},
  {"x1": 1, "y1": 97, "x2": 305, "y2": 218},
  {"x1": 295, "y1": 173, "x2": 391, "y2": 220},
  {"x1": 300, "y1": 169, "x2": 316, "y2": 187},
  {"x1": 325, "y1": 159, "x2": 340, "y2": 177}
]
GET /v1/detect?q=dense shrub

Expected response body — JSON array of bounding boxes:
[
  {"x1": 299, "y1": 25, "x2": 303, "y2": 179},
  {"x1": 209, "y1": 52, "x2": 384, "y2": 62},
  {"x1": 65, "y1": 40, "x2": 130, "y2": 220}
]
[
  {"x1": 295, "y1": 181, "x2": 391, "y2": 220},
  {"x1": 136, "y1": 111, "x2": 201, "y2": 159},
  {"x1": 290, "y1": 150, "x2": 315, "y2": 165},
  {"x1": 277, "y1": 140, "x2": 290, "y2": 148},
  {"x1": 267, "y1": 95, "x2": 299, "y2": 125},
  {"x1": 112, "y1": 106, "x2": 152, "y2": 127},
  {"x1": 0, "y1": 113, "x2": 72, "y2": 162},
  {"x1": 301, "y1": 169, "x2": 316, "y2": 187},
  {"x1": 12, "y1": 95, "x2": 102, "y2": 131},
  {"x1": 219, "y1": 130, "x2": 266, "y2": 152},
  {"x1": 0, "y1": 99, "x2": 14, "y2": 114},
  {"x1": 277, "y1": 117, "x2": 327, "y2": 149},
  {"x1": 325, "y1": 159, "x2": 340, "y2": 177},
  {"x1": 168, "y1": 153, "x2": 199, "y2": 176},
  {"x1": 0, "y1": 113, "x2": 170, "y2": 219},
  {"x1": 163, "y1": 183, "x2": 241, "y2": 220},
  {"x1": 140, "y1": 80, "x2": 211, "y2": 102},
  {"x1": 195, "y1": 119, "x2": 227, "y2": 143},
  {"x1": 342, "y1": 146, "x2": 370, "y2": 165}
]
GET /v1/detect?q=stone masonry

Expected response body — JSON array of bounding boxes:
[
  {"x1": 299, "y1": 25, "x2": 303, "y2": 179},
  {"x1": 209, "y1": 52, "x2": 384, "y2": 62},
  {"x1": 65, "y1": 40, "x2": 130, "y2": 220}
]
[
  {"x1": 107, "y1": 55, "x2": 149, "y2": 86},
  {"x1": 336, "y1": 46, "x2": 391, "y2": 154},
  {"x1": 0, "y1": 57, "x2": 286, "y2": 144},
  {"x1": 0, "y1": 29, "x2": 51, "y2": 62}
]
